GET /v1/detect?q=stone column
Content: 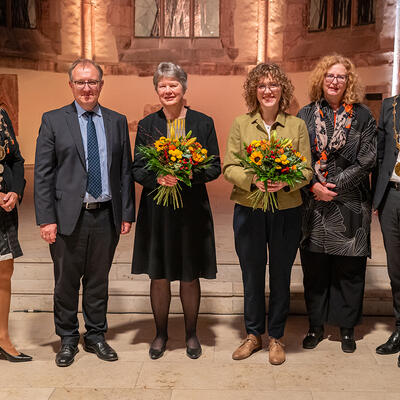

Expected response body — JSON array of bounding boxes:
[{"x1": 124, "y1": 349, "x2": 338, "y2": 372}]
[
  {"x1": 81, "y1": 0, "x2": 95, "y2": 59},
  {"x1": 266, "y1": 0, "x2": 287, "y2": 63},
  {"x1": 392, "y1": 0, "x2": 400, "y2": 96},
  {"x1": 257, "y1": 0, "x2": 267, "y2": 63}
]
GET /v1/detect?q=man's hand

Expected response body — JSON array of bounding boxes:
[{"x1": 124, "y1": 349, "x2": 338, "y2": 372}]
[
  {"x1": 0, "y1": 192, "x2": 18, "y2": 212},
  {"x1": 120, "y1": 221, "x2": 132, "y2": 235},
  {"x1": 40, "y1": 223, "x2": 57, "y2": 244},
  {"x1": 157, "y1": 175, "x2": 178, "y2": 187},
  {"x1": 312, "y1": 182, "x2": 337, "y2": 202}
]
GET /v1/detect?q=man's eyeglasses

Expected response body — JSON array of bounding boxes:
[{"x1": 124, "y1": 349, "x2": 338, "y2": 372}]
[
  {"x1": 73, "y1": 80, "x2": 101, "y2": 89},
  {"x1": 324, "y1": 74, "x2": 347, "y2": 84},
  {"x1": 257, "y1": 83, "x2": 280, "y2": 92}
]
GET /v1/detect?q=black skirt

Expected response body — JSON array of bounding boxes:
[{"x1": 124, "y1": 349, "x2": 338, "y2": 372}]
[
  {"x1": 0, "y1": 207, "x2": 22, "y2": 260},
  {"x1": 131, "y1": 184, "x2": 217, "y2": 282}
]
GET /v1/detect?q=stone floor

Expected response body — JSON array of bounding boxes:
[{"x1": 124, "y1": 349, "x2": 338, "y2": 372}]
[
  {"x1": 1, "y1": 313, "x2": 400, "y2": 399},
  {"x1": 3, "y1": 167, "x2": 399, "y2": 399}
]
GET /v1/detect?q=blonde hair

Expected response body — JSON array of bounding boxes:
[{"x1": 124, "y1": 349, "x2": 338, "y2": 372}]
[
  {"x1": 243, "y1": 63, "x2": 294, "y2": 114},
  {"x1": 309, "y1": 54, "x2": 364, "y2": 104}
]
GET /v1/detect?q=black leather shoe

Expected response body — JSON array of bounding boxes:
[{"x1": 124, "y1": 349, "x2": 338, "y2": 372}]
[
  {"x1": 0, "y1": 346, "x2": 32, "y2": 362},
  {"x1": 186, "y1": 344, "x2": 202, "y2": 359},
  {"x1": 83, "y1": 341, "x2": 118, "y2": 361},
  {"x1": 302, "y1": 326, "x2": 324, "y2": 349},
  {"x1": 149, "y1": 343, "x2": 166, "y2": 360},
  {"x1": 376, "y1": 330, "x2": 400, "y2": 355},
  {"x1": 340, "y1": 328, "x2": 356, "y2": 353},
  {"x1": 55, "y1": 344, "x2": 79, "y2": 367}
]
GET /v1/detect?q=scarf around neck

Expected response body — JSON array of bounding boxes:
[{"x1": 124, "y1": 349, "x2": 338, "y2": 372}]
[{"x1": 313, "y1": 100, "x2": 353, "y2": 183}]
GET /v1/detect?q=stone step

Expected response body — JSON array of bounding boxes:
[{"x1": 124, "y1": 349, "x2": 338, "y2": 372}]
[{"x1": 11, "y1": 264, "x2": 394, "y2": 316}]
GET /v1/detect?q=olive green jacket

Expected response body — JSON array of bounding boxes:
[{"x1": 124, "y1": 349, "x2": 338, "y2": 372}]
[{"x1": 223, "y1": 111, "x2": 313, "y2": 210}]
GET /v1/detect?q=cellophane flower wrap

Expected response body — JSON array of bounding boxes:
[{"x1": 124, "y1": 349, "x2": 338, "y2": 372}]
[
  {"x1": 137, "y1": 130, "x2": 214, "y2": 209},
  {"x1": 235, "y1": 130, "x2": 307, "y2": 212}
]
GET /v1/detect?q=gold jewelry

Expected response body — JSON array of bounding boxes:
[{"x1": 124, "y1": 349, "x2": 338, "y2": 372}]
[
  {"x1": 0, "y1": 146, "x2": 5, "y2": 161},
  {"x1": 0, "y1": 164, "x2": 3, "y2": 174},
  {"x1": 392, "y1": 96, "x2": 400, "y2": 151},
  {"x1": 395, "y1": 162, "x2": 400, "y2": 177},
  {"x1": 392, "y1": 96, "x2": 400, "y2": 176}
]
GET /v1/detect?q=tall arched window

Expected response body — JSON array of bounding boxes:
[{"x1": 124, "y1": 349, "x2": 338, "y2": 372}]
[{"x1": 135, "y1": 0, "x2": 219, "y2": 38}]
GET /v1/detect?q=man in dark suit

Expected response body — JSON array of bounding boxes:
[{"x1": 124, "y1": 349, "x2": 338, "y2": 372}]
[
  {"x1": 373, "y1": 94, "x2": 400, "y2": 367},
  {"x1": 34, "y1": 59, "x2": 135, "y2": 367}
]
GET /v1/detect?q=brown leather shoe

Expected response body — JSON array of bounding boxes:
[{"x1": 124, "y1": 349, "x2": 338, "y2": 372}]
[
  {"x1": 268, "y1": 337, "x2": 285, "y2": 365},
  {"x1": 232, "y1": 334, "x2": 262, "y2": 360}
]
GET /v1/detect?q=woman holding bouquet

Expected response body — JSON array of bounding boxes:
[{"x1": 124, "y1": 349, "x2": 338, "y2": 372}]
[
  {"x1": 132, "y1": 62, "x2": 221, "y2": 360},
  {"x1": 223, "y1": 63, "x2": 312, "y2": 365},
  {"x1": 297, "y1": 54, "x2": 376, "y2": 353},
  {"x1": 0, "y1": 108, "x2": 31, "y2": 362}
]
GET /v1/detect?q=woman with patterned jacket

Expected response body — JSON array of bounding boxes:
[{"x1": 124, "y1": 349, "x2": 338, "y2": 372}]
[
  {"x1": 0, "y1": 108, "x2": 31, "y2": 362},
  {"x1": 298, "y1": 54, "x2": 377, "y2": 353}
]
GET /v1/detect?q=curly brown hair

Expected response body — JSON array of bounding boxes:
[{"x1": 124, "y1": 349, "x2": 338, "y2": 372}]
[
  {"x1": 309, "y1": 54, "x2": 364, "y2": 104},
  {"x1": 243, "y1": 63, "x2": 294, "y2": 114}
]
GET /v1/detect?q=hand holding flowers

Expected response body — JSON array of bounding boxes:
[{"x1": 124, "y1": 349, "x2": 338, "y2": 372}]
[
  {"x1": 138, "y1": 130, "x2": 213, "y2": 209},
  {"x1": 236, "y1": 130, "x2": 307, "y2": 211}
]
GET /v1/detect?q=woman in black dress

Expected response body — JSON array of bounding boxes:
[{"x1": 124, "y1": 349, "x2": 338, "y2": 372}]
[
  {"x1": 132, "y1": 62, "x2": 221, "y2": 359},
  {"x1": 0, "y1": 108, "x2": 31, "y2": 362}
]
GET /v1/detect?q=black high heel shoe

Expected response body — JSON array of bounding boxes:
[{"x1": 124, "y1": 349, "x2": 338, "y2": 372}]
[{"x1": 0, "y1": 346, "x2": 32, "y2": 362}]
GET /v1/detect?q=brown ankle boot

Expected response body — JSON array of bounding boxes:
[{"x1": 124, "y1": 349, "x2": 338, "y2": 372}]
[
  {"x1": 268, "y1": 337, "x2": 285, "y2": 365},
  {"x1": 232, "y1": 334, "x2": 262, "y2": 360}
]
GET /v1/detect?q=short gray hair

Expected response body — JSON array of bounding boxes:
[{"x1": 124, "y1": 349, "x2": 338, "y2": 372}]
[
  {"x1": 68, "y1": 58, "x2": 103, "y2": 81},
  {"x1": 153, "y1": 62, "x2": 187, "y2": 92}
]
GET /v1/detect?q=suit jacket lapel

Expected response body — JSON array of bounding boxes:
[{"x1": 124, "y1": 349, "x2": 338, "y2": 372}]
[
  {"x1": 65, "y1": 103, "x2": 86, "y2": 167},
  {"x1": 101, "y1": 106, "x2": 113, "y2": 171}
]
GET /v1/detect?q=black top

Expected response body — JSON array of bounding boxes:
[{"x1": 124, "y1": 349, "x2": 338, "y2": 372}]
[
  {"x1": 131, "y1": 108, "x2": 221, "y2": 281},
  {"x1": 0, "y1": 108, "x2": 24, "y2": 195},
  {"x1": 298, "y1": 100, "x2": 376, "y2": 257}
]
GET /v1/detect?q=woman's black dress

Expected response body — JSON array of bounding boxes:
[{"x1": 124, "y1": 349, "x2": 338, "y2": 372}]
[
  {"x1": 131, "y1": 108, "x2": 220, "y2": 281},
  {"x1": 0, "y1": 108, "x2": 24, "y2": 260}
]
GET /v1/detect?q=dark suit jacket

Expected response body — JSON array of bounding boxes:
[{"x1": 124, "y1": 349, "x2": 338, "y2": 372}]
[
  {"x1": 34, "y1": 102, "x2": 135, "y2": 236},
  {"x1": 372, "y1": 95, "x2": 400, "y2": 210}
]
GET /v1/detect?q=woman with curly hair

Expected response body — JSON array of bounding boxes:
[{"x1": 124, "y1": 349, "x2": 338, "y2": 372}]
[
  {"x1": 223, "y1": 63, "x2": 312, "y2": 365},
  {"x1": 298, "y1": 54, "x2": 376, "y2": 353}
]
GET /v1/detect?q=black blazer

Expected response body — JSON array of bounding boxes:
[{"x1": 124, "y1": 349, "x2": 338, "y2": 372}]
[
  {"x1": 372, "y1": 95, "x2": 400, "y2": 209},
  {"x1": 132, "y1": 107, "x2": 221, "y2": 189},
  {"x1": 34, "y1": 102, "x2": 135, "y2": 235}
]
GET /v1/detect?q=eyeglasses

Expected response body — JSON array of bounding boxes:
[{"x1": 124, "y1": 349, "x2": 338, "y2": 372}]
[
  {"x1": 73, "y1": 80, "x2": 101, "y2": 89},
  {"x1": 257, "y1": 83, "x2": 280, "y2": 92},
  {"x1": 324, "y1": 74, "x2": 347, "y2": 84}
]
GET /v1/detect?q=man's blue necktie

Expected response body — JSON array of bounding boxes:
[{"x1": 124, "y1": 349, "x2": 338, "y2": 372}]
[{"x1": 86, "y1": 112, "x2": 102, "y2": 199}]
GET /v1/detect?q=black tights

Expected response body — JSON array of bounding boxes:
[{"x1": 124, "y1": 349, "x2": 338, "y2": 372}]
[{"x1": 150, "y1": 278, "x2": 201, "y2": 350}]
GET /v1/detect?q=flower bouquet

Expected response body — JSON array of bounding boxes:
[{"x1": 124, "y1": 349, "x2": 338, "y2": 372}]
[
  {"x1": 137, "y1": 129, "x2": 214, "y2": 209},
  {"x1": 235, "y1": 130, "x2": 307, "y2": 212}
]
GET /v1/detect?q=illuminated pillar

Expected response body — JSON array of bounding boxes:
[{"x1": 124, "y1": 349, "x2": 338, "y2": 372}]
[
  {"x1": 257, "y1": 0, "x2": 267, "y2": 64},
  {"x1": 81, "y1": 0, "x2": 96, "y2": 59},
  {"x1": 392, "y1": 0, "x2": 400, "y2": 95},
  {"x1": 267, "y1": 0, "x2": 286, "y2": 63}
]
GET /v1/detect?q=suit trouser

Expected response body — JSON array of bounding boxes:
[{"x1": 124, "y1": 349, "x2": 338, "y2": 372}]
[
  {"x1": 379, "y1": 187, "x2": 400, "y2": 328},
  {"x1": 233, "y1": 203, "x2": 301, "y2": 339},
  {"x1": 300, "y1": 249, "x2": 367, "y2": 328},
  {"x1": 50, "y1": 205, "x2": 119, "y2": 345}
]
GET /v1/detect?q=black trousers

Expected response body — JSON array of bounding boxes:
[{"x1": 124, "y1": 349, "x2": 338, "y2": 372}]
[
  {"x1": 50, "y1": 205, "x2": 119, "y2": 345},
  {"x1": 300, "y1": 249, "x2": 367, "y2": 328},
  {"x1": 233, "y1": 203, "x2": 301, "y2": 339},
  {"x1": 379, "y1": 187, "x2": 400, "y2": 328}
]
